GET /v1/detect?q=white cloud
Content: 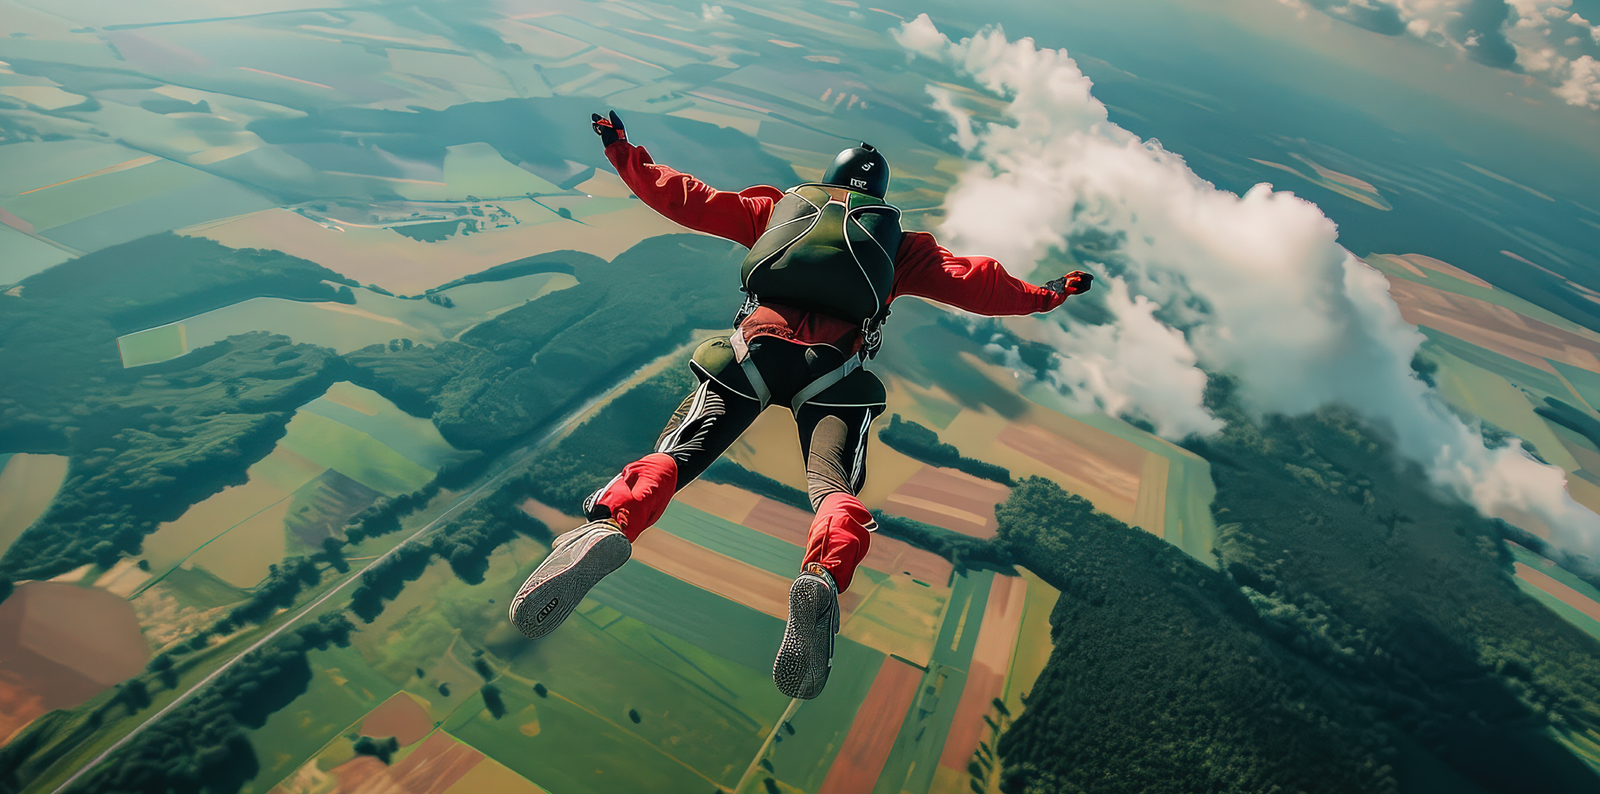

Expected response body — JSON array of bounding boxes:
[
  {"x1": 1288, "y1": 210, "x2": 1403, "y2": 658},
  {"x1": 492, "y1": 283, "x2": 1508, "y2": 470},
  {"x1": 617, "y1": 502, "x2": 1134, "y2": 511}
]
[
  {"x1": 893, "y1": 15, "x2": 1600, "y2": 556},
  {"x1": 700, "y1": 3, "x2": 730, "y2": 22},
  {"x1": 1037, "y1": 278, "x2": 1222, "y2": 437},
  {"x1": 1556, "y1": 54, "x2": 1600, "y2": 107},
  {"x1": 1285, "y1": 0, "x2": 1600, "y2": 110}
]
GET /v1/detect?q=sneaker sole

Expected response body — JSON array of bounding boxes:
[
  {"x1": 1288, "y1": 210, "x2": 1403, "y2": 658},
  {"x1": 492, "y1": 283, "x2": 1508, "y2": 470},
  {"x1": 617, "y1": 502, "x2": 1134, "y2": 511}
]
[
  {"x1": 510, "y1": 528, "x2": 630, "y2": 640},
  {"x1": 773, "y1": 576, "x2": 836, "y2": 699}
]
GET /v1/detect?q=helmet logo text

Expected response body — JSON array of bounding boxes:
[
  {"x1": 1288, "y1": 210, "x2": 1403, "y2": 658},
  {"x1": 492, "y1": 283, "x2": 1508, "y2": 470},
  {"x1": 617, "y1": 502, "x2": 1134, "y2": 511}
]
[{"x1": 850, "y1": 178, "x2": 868, "y2": 189}]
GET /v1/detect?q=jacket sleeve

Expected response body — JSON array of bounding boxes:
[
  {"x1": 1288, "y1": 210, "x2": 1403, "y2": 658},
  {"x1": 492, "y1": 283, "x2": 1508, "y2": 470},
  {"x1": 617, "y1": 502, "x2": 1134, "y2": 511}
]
[
  {"x1": 604, "y1": 140, "x2": 783, "y2": 249},
  {"x1": 889, "y1": 231, "x2": 1066, "y2": 315}
]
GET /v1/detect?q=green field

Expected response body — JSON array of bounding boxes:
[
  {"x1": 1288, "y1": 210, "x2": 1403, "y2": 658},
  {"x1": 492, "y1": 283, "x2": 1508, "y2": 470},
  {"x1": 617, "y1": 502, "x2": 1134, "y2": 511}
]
[
  {"x1": 1552, "y1": 360, "x2": 1600, "y2": 413},
  {"x1": 654, "y1": 502, "x2": 808, "y2": 579},
  {"x1": 301, "y1": 383, "x2": 468, "y2": 472},
  {"x1": 1, "y1": 158, "x2": 207, "y2": 232},
  {"x1": 0, "y1": 140, "x2": 150, "y2": 199},
  {"x1": 243, "y1": 644, "x2": 403, "y2": 793},
  {"x1": 335, "y1": 539, "x2": 795, "y2": 793},
  {"x1": 761, "y1": 639, "x2": 887, "y2": 793},
  {"x1": 871, "y1": 570, "x2": 994, "y2": 794},
  {"x1": 0, "y1": 225, "x2": 73, "y2": 285},
  {"x1": 841, "y1": 571, "x2": 951, "y2": 668},
  {"x1": 1419, "y1": 326, "x2": 1576, "y2": 401},
  {"x1": 1427, "y1": 347, "x2": 1583, "y2": 472},
  {"x1": 279, "y1": 412, "x2": 435, "y2": 497},
  {"x1": 117, "y1": 323, "x2": 188, "y2": 368},
  {"x1": 443, "y1": 142, "x2": 561, "y2": 197}
]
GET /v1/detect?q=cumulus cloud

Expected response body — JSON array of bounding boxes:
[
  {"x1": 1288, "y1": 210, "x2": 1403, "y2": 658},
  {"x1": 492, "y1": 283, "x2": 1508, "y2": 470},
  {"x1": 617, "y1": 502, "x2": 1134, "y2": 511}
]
[
  {"x1": 893, "y1": 15, "x2": 1600, "y2": 555},
  {"x1": 700, "y1": 3, "x2": 730, "y2": 22},
  {"x1": 1288, "y1": 0, "x2": 1600, "y2": 107},
  {"x1": 1556, "y1": 54, "x2": 1600, "y2": 107}
]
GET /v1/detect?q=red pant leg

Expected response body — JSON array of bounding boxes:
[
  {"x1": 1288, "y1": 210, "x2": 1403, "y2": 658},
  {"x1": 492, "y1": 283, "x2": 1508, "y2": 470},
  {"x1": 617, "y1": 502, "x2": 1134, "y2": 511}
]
[
  {"x1": 802, "y1": 492, "x2": 875, "y2": 593},
  {"x1": 592, "y1": 453, "x2": 679, "y2": 541}
]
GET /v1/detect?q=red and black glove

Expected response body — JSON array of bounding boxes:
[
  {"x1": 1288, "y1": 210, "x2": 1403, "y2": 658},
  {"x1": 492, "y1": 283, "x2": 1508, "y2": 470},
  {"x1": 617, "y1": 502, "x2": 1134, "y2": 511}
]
[
  {"x1": 1046, "y1": 270, "x2": 1093, "y2": 296},
  {"x1": 591, "y1": 110, "x2": 626, "y2": 147}
]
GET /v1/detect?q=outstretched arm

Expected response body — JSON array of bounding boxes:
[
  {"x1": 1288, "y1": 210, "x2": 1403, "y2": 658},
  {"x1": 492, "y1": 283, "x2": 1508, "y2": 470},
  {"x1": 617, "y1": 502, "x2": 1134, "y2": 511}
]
[
  {"x1": 594, "y1": 111, "x2": 782, "y2": 249},
  {"x1": 889, "y1": 231, "x2": 1091, "y2": 315}
]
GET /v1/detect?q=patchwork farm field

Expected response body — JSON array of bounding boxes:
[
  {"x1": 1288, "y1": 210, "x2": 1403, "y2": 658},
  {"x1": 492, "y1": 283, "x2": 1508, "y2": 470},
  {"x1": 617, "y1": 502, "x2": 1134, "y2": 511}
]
[
  {"x1": 140, "y1": 383, "x2": 465, "y2": 589},
  {"x1": 9, "y1": 0, "x2": 1600, "y2": 789}
]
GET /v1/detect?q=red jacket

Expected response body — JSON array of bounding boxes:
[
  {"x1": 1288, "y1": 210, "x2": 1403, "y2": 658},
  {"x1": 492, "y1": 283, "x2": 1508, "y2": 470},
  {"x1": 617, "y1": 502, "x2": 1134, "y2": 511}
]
[{"x1": 604, "y1": 141, "x2": 1065, "y2": 351}]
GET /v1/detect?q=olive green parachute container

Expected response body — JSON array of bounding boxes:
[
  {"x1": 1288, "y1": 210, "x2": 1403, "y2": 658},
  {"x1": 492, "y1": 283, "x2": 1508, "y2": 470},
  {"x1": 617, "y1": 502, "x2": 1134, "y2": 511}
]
[{"x1": 739, "y1": 184, "x2": 903, "y2": 325}]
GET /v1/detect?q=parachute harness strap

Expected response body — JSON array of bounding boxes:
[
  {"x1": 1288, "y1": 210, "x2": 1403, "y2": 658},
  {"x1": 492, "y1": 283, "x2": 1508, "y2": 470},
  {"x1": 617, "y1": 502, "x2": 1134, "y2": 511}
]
[{"x1": 729, "y1": 328, "x2": 773, "y2": 409}]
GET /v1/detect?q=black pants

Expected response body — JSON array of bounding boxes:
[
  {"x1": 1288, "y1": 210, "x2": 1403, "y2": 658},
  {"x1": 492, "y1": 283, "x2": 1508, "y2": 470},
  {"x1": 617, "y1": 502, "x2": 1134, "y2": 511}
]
[{"x1": 652, "y1": 335, "x2": 887, "y2": 509}]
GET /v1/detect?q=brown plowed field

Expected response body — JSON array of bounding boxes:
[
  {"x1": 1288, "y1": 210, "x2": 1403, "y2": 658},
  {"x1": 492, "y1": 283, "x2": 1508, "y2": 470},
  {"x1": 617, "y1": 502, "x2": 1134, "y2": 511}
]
[
  {"x1": 674, "y1": 480, "x2": 761, "y2": 525},
  {"x1": 1385, "y1": 275, "x2": 1600, "y2": 373},
  {"x1": 361, "y1": 692, "x2": 433, "y2": 748},
  {"x1": 332, "y1": 731, "x2": 483, "y2": 794},
  {"x1": 998, "y1": 422, "x2": 1144, "y2": 509},
  {"x1": 441, "y1": 758, "x2": 549, "y2": 794},
  {"x1": 1516, "y1": 562, "x2": 1600, "y2": 623},
  {"x1": 939, "y1": 574, "x2": 1028, "y2": 771},
  {"x1": 817, "y1": 656, "x2": 924, "y2": 794},
  {"x1": 881, "y1": 465, "x2": 1009, "y2": 539},
  {"x1": 0, "y1": 582, "x2": 149, "y2": 745}
]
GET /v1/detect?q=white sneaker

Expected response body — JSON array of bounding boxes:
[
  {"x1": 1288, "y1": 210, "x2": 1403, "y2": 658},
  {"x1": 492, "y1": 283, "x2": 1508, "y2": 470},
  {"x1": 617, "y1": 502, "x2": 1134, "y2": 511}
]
[{"x1": 509, "y1": 520, "x2": 630, "y2": 640}]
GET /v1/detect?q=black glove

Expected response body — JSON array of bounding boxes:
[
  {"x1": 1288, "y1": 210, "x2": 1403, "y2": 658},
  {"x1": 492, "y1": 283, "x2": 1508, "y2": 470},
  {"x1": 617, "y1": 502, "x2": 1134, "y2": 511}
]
[
  {"x1": 1046, "y1": 270, "x2": 1093, "y2": 296},
  {"x1": 591, "y1": 110, "x2": 626, "y2": 147}
]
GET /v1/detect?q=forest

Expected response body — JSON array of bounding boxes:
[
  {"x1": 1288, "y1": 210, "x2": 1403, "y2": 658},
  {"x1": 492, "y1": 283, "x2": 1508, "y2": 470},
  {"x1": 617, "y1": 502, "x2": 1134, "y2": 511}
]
[
  {"x1": 992, "y1": 375, "x2": 1600, "y2": 793},
  {"x1": 343, "y1": 233, "x2": 740, "y2": 449},
  {"x1": 1189, "y1": 377, "x2": 1600, "y2": 793},
  {"x1": 993, "y1": 476, "x2": 1396, "y2": 794}
]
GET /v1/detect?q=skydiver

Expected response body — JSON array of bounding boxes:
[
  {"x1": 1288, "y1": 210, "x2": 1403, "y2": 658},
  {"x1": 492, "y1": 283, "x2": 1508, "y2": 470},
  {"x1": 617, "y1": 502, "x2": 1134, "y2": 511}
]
[{"x1": 510, "y1": 110, "x2": 1092, "y2": 700}]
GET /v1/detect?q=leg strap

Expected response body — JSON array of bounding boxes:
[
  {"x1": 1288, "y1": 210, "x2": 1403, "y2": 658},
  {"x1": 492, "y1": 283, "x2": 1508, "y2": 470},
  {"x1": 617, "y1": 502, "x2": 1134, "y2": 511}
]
[{"x1": 790, "y1": 354, "x2": 862, "y2": 414}]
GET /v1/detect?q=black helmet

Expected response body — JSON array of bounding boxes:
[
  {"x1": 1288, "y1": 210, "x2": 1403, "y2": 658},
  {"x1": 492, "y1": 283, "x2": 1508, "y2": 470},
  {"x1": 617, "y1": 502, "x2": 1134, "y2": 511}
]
[{"x1": 821, "y1": 142, "x2": 889, "y2": 199}]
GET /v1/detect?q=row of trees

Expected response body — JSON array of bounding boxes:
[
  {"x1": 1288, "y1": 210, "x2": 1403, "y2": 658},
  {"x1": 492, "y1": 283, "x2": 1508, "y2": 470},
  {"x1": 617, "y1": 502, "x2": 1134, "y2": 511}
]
[{"x1": 877, "y1": 414, "x2": 1013, "y2": 485}]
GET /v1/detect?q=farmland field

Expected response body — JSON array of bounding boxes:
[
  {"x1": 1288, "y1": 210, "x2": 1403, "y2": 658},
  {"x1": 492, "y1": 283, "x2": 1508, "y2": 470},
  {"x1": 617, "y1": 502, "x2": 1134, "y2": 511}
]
[
  {"x1": 141, "y1": 384, "x2": 462, "y2": 588},
  {"x1": 0, "y1": 454, "x2": 68, "y2": 558}
]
